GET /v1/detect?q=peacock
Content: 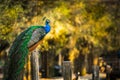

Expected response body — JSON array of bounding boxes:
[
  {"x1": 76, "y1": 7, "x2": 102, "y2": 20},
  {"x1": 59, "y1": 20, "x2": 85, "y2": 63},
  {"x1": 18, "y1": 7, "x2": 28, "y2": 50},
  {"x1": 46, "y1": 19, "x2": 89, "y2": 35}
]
[{"x1": 4, "y1": 19, "x2": 51, "y2": 80}]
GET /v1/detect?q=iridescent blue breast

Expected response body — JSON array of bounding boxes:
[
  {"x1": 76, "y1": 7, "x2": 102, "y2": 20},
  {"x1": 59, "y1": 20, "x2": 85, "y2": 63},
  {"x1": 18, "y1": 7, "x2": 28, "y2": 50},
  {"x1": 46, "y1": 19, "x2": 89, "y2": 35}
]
[{"x1": 44, "y1": 24, "x2": 51, "y2": 33}]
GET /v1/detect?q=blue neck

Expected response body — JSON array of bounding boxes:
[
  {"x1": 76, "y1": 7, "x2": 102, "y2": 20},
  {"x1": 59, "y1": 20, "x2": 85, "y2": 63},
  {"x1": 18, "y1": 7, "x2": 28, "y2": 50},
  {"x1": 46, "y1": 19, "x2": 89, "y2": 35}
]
[{"x1": 44, "y1": 24, "x2": 51, "y2": 33}]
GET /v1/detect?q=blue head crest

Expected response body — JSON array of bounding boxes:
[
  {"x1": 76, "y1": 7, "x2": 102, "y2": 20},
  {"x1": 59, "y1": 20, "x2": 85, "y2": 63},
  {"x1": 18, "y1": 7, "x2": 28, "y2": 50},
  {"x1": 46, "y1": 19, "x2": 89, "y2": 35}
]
[
  {"x1": 44, "y1": 19, "x2": 51, "y2": 33},
  {"x1": 45, "y1": 19, "x2": 50, "y2": 25}
]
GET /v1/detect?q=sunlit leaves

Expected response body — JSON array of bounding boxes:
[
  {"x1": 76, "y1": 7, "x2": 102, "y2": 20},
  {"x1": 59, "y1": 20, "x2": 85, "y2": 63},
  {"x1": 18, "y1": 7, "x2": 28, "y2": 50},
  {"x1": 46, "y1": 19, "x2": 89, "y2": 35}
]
[
  {"x1": 69, "y1": 48, "x2": 79, "y2": 62},
  {"x1": 0, "y1": 2, "x2": 24, "y2": 41},
  {"x1": 4, "y1": 5, "x2": 23, "y2": 19},
  {"x1": 55, "y1": 1, "x2": 70, "y2": 17},
  {"x1": 0, "y1": 0, "x2": 119, "y2": 56}
]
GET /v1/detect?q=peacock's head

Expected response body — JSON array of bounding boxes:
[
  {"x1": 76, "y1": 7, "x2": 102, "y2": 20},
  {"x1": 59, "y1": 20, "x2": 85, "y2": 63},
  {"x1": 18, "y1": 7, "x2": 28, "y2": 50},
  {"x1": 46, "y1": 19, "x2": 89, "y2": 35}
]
[
  {"x1": 44, "y1": 19, "x2": 51, "y2": 33},
  {"x1": 45, "y1": 19, "x2": 50, "y2": 25}
]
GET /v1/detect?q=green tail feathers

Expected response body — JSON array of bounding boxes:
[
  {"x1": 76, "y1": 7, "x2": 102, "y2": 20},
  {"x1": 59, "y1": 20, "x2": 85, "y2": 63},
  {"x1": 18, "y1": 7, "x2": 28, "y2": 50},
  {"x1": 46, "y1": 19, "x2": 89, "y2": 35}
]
[{"x1": 4, "y1": 26, "x2": 43, "y2": 80}]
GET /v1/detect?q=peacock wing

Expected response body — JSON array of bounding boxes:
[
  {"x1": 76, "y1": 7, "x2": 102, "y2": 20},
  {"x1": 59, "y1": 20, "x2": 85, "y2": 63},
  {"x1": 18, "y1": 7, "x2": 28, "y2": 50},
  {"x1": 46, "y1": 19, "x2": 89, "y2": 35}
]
[{"x1": 28, "y1": 27, "x2": 46, "y2": 49}]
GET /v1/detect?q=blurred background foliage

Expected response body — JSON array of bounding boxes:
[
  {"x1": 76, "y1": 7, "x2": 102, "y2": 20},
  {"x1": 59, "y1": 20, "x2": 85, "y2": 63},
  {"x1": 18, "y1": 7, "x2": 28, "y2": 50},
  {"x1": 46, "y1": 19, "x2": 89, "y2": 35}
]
[{"x1": 0, "y1": 0, "x2": 120, "y2": 76}]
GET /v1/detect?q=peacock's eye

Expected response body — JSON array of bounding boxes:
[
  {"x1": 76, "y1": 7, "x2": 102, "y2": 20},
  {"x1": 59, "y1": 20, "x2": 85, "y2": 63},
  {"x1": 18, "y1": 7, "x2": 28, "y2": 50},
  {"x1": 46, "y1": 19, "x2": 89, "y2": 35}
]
[{"x1": 46, "y1": 19, "x2": 50, "y2": 23}]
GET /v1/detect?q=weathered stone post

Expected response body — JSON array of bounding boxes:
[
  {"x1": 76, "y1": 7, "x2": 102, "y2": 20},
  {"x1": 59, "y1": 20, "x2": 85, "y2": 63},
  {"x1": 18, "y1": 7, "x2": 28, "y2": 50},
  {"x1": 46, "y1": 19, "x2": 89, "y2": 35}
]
[
  {"x1": 92, "y1": 57, "x2": 99, "y2": 80},
  {"x1": 62, "y1": 61, "x2": 72, "y2": 80},
  {"x1": 92, "y1": 65, "x2": 99, "y2": 80},
  {"x1": 31, "y1": 50, "x2": 39, "y2": 80}
]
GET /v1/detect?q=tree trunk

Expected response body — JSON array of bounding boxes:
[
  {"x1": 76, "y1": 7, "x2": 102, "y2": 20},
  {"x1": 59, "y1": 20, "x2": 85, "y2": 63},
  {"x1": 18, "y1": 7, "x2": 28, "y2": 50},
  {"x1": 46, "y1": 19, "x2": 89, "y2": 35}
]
[{"x1": 27, "y1": 54, "x2": 31, "y2": 80}]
